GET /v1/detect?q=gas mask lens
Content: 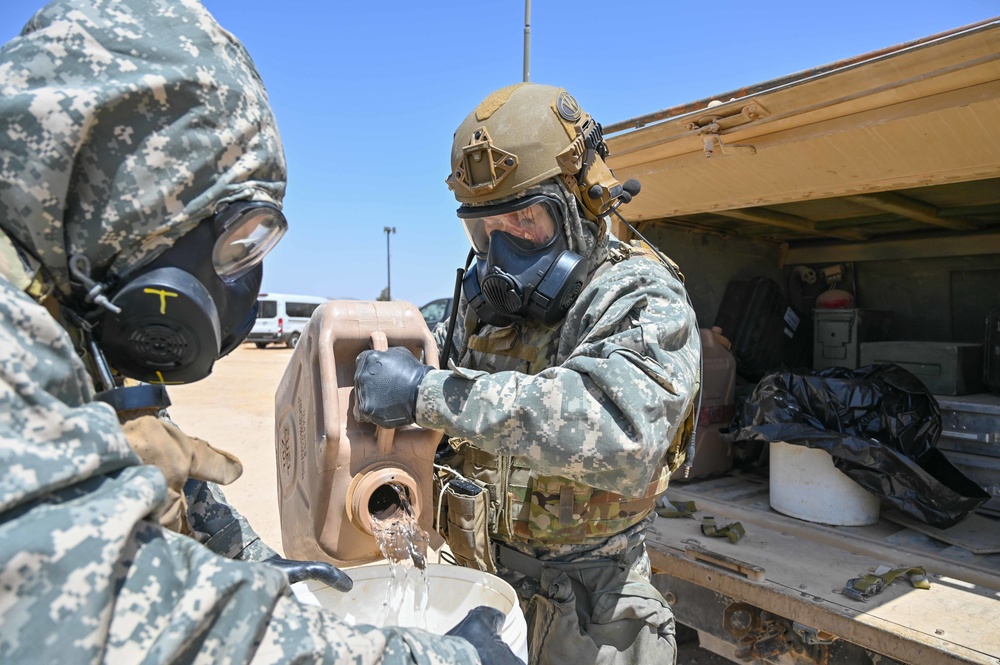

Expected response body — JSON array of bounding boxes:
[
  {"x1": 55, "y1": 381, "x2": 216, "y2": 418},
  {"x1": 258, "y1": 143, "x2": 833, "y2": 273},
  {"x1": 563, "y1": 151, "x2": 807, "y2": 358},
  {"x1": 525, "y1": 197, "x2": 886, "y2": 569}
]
[
  {"x1": 458, "y1": 195, "x2": 563, "y2": 255},
  {"x1": 212, "y1": 201, "x2": 287, "y2": 281}
]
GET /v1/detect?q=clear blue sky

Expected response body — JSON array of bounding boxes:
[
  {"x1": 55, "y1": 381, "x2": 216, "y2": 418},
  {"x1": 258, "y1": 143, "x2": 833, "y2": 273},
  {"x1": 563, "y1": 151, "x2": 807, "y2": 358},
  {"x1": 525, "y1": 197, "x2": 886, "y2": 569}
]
[{"x1": 3, "y1": 1, "x2": 997, "y2": 307}]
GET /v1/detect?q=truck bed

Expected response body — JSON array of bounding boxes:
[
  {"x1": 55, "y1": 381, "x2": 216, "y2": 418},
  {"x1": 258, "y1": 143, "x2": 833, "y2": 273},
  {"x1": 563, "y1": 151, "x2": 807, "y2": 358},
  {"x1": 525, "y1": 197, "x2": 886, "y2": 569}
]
[{"x1": 647, "y1": 472, "x2": 1000, "y2": 664}]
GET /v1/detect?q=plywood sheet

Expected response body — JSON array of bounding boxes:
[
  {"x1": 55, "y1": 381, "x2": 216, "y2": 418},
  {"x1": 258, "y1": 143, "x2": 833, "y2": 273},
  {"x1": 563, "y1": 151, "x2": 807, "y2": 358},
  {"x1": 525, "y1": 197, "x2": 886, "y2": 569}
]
[{"x1": 882, "y1": 512, "x2": 1000, "y2": 554}]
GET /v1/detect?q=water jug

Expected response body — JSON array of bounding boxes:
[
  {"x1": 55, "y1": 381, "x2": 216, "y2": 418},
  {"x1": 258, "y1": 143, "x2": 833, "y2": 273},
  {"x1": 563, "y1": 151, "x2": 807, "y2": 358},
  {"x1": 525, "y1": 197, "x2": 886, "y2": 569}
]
[{"x1": 275, "y1": 300, "x2": 442, "y2": 567}]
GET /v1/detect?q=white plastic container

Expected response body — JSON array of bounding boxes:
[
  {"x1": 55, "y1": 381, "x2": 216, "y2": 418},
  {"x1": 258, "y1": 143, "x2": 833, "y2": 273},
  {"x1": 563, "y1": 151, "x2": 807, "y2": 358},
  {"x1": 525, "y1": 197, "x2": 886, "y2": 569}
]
[
  {"x1": 769, "y1": 441, "x2": 880, "y2": 526},
  {"x1": 292, "y1": 563, "x2": 528, "y2": 663}
]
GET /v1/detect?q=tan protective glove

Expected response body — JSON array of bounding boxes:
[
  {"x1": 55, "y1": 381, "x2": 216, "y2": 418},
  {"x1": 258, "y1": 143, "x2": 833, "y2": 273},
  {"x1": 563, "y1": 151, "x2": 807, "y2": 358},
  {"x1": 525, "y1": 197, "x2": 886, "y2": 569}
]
[{"x1": 121, "y1": 414, "x2": 243, "y2": 534}]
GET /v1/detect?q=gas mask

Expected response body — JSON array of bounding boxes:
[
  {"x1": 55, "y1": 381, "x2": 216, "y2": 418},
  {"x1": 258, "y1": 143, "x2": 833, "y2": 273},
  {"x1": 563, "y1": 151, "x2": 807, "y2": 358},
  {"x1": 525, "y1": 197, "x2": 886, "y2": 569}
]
[
  {"x1": 460, "y1": 193, "x2": 587, "y2": 327},
  {"x1": 93, "y1": 201, "x2": 287, "y2": 384}
]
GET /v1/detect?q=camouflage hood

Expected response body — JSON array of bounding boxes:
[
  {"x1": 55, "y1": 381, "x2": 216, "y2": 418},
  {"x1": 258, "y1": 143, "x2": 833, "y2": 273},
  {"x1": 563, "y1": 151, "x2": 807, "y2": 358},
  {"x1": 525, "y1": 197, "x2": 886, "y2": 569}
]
[
  {"x1": 547, "y1": 178, "x2": 609, "y2": 273},
  {"x1": 0, "y1": 0, "x2": 286, "y2": 295}
]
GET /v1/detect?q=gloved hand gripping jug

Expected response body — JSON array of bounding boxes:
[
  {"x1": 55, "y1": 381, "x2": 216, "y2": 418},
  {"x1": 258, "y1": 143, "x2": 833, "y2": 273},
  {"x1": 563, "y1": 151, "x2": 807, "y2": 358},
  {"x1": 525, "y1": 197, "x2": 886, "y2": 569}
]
[{"x1": 275, "y1": 300, "x2": 442, "y2": 567}]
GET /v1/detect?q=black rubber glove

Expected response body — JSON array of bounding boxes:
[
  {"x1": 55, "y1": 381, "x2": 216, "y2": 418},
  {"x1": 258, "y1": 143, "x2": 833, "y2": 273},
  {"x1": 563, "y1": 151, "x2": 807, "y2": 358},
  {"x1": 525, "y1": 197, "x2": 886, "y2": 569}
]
[
  {"x1": 264, "y1": 555, "x2": 353, "y2": 592},
  {"x1": 445, "y1": 606, "x2": 524, "y2": 665},
  {"x1": 353, "y1": 346, "x2": 432, "y2": 428}
]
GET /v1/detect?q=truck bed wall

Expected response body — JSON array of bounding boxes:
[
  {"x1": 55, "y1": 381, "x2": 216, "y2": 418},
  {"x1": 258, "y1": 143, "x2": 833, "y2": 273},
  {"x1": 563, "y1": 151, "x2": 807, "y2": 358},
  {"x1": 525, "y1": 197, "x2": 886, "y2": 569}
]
[{"x1": 643, "y1": 225, "x2": 1000, "y2": 347}]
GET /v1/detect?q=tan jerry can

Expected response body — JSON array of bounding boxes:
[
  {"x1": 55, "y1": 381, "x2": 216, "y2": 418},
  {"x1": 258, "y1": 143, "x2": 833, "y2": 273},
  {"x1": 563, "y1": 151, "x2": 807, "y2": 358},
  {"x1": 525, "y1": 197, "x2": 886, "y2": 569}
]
[{"x1": 274, "y1": 300, "x2": 442, "y2": 567}]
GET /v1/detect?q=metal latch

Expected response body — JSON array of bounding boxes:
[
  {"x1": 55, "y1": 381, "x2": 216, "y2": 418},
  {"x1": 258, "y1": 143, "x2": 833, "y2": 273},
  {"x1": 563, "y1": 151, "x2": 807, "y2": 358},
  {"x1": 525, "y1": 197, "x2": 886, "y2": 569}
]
[
  {"x1": 792, "y1": 622, "x2": 837, "y2": 646},
  {"x1": 701, "y1": 133, "x2": 756, "y2": 158},
  {"x1": 941, "y1": 429, "x2": 998, "y2": 443},
  {"x1": 685, "y1": 101, "x2": 767, "y2": 158},
  {"x1": 684, "y1": 544, "x2": 765, "y2": 582}
]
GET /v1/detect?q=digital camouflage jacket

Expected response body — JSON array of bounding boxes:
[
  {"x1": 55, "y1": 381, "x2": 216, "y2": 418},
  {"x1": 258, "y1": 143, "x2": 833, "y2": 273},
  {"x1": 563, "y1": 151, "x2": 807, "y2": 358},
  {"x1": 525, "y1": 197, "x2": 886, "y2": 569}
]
[
  {"x1": 418, "y1": 181, "x2": 702, "y2": 558},
  {"x1": 0, "y1": 1, "x2": 478, "y2": 663}
]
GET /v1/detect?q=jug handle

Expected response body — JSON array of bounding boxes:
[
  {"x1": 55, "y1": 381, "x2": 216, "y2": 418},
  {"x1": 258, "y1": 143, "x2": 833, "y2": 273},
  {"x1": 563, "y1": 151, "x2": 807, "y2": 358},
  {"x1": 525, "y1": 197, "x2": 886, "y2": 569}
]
[{"x1": 369, "y1": 331, "x2": 396, "y2": 455}]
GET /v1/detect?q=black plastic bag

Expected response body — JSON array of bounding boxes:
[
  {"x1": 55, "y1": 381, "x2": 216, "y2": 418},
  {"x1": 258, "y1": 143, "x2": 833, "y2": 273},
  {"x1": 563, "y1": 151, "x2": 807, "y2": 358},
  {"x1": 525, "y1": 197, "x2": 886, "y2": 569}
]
[{"x1": 729, "y1": 364, "x2": 989, "y2": 528}]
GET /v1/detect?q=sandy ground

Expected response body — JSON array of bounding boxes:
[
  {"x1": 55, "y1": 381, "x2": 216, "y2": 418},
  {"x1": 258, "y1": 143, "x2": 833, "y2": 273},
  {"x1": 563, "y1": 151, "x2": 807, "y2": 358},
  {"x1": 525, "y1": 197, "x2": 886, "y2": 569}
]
[
  {"x1": 168, "y1": 343, "x2": 292, "y2": 553},
  {"x1": 167, "y1": 343, "x2": 731, "y2": 664}
]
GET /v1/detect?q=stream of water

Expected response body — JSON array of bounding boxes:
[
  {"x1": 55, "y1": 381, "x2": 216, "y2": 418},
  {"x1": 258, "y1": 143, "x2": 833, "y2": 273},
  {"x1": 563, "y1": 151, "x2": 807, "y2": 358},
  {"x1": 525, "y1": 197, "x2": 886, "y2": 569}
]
[{"x1": 369, "y1": 482, "x2": 431, "y2": 628}]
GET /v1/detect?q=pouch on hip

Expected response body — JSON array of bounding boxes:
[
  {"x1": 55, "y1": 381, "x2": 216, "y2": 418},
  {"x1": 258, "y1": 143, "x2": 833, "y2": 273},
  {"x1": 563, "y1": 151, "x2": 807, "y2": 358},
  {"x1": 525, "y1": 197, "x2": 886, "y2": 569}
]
[{"x1": 437, "y1": 475, "x2": 497, "y2": 573}]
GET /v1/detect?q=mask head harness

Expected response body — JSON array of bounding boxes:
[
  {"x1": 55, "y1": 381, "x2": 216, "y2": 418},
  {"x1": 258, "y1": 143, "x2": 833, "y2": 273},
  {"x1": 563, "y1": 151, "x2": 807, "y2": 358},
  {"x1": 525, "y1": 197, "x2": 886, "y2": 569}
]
[
  {"x1": 71, "y1": 200, "x2": 287, "y2": 385},
  {"x1": 459, "y1": 193, "x2": 587, "y2": 327}
]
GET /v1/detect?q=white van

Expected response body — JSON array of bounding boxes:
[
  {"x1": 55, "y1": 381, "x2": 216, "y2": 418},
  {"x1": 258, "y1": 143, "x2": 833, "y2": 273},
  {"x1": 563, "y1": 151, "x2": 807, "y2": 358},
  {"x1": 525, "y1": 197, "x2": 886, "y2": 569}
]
[{"x1": 247, "y1": 293, "x2": 327, "y2": 348}]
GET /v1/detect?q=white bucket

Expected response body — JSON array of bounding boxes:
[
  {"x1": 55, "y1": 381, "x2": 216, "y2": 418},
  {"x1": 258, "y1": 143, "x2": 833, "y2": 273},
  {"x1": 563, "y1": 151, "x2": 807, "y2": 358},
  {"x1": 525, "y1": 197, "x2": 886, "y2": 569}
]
[
  {"x1": 292, "y1": 563, "x2": 528, "y2": 663},
  {"x1": 769, "y1": 441, "x2": 880, "y2": 526}
]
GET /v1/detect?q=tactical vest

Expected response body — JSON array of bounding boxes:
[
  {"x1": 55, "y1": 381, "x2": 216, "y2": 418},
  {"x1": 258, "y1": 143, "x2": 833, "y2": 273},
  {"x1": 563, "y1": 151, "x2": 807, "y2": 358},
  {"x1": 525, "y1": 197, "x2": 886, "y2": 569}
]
[{"x1": 448, "y1": 241, "x2": 696, "y2": 549}]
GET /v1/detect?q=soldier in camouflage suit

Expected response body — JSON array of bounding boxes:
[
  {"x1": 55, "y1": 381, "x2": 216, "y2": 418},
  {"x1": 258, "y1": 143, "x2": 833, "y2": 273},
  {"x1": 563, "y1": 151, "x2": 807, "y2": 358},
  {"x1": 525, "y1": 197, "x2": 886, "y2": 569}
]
[
  {"x1": 354, "y1": 83, "x2": 702, "y2": 664},
  {"x1": 0, "y1": 1, "x2": 517, "y2": 663}
]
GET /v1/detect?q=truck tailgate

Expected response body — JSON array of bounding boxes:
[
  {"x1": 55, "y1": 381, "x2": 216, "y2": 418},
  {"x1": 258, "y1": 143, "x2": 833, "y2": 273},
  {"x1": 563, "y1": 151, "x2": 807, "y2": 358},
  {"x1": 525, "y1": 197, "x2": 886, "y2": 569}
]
[{"x1": 648, "y1": 474, "x2": 1000, "y2": 664}]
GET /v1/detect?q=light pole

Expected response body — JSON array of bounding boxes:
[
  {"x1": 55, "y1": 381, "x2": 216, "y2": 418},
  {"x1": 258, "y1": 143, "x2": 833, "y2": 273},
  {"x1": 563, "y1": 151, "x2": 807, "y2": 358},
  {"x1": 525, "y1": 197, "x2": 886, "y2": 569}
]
[
  {"x1": 523, "y1": 0, "x2": 531, "y2": 82},
  {"x1": 383, "y1": 226, "x2": 396, "y2": 300}
]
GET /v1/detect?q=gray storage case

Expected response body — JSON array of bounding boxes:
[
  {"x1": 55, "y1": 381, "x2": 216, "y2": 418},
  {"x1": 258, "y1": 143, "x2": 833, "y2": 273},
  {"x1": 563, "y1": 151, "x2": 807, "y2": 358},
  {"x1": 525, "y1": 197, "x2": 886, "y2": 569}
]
[
  {"x1": 813, "y1": 309, "x2": 893, "y2": 370},
  {"x1": 859, "y1": 341, "x2": 984, "y2": 395}
]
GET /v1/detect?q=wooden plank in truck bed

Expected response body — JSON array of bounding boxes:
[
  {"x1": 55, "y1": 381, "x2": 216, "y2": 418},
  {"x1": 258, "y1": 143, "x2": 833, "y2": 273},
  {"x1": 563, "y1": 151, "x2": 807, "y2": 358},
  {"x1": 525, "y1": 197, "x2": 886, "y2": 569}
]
[{"x1": 647, "y1": 476, "x2": 1000, "y2": 664}]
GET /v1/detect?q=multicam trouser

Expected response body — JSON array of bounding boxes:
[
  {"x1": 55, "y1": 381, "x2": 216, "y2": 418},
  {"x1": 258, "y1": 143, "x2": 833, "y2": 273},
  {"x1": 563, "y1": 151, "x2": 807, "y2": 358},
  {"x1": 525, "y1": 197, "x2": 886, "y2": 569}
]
[{"x1": 499, "y1": 544, "x2": 677, "y2": 665}]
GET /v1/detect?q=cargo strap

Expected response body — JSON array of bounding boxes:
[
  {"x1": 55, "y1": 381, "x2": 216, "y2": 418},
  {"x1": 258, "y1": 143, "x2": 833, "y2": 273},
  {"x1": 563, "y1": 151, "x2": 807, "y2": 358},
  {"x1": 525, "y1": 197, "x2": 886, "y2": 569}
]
[
  {"x1": 494, "y1": 541, "x2": 644, "y2": 582},
  {"x1": 700, "y1": 516, "x2": 745, "y2": 543},
  {"x1": 842, "y1": 565, "x2": 930, "y2": 602},
  {"x1": 655, "y1": 499, "x2": 697, "y2": 519},
  {"x1": 655, "y1": 500, "x2": 745, "y2": 542}
]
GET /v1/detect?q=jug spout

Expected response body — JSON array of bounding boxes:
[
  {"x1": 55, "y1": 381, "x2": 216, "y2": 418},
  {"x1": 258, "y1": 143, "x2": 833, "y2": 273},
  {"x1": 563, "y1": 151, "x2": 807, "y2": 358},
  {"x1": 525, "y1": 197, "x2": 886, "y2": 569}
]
[
  {"x1": 274, "y1": 300, "x2": 442, "y2": 567},
  {"x1": 347, "y1": 466, "x2": 424, "y2": 536}
]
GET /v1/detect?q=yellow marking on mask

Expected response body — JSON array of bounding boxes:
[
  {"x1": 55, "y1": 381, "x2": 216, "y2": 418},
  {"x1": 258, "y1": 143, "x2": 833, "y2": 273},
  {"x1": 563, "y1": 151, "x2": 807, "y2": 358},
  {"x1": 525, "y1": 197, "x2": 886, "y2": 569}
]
[
  {"x1": 143, "y1": 288, "x2": 179, "y2": 314},
  {"x1": 149, "y1": 371, "x2": 183, "y2": 385}
]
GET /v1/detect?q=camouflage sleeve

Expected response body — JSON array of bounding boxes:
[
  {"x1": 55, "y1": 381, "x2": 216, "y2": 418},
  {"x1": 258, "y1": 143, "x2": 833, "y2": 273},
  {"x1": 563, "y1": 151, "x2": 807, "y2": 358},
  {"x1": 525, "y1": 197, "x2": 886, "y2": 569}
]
[
  {"x1": 184, "y1": 478, "x2": 280, "y2": 562},
  {"x1": 0, "y1": 279, "x2": 480, "y2": 664},
  {"x1": 415, "y1": 259, "x2": 701, "y2": 498},
  {"x1": 253, "y1": 596, "x2": 481, "y2": 665}
]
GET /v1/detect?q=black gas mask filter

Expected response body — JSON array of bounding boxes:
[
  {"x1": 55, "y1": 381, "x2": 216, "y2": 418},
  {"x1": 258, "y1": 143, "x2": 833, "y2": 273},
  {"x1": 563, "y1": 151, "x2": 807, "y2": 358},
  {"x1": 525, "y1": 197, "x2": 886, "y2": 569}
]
[
  {"x1": 461, "y1": 197, "x2": 587, "y2": 327},
  {"x1": 81, "y1": 201, "x2": 285, "y2": 385}
]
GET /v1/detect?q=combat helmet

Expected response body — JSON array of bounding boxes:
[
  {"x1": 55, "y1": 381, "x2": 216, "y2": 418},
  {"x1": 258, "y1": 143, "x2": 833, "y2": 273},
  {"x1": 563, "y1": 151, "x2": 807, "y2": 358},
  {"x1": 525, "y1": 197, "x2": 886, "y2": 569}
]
[{"x1": 446, "y1": 83, "x2": 627, "y2": 221}]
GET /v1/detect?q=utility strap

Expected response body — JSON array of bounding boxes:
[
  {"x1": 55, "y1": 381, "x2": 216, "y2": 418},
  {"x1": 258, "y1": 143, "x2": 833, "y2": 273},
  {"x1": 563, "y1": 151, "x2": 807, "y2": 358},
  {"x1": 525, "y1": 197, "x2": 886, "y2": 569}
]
[
  {"x1": 655, "y1": 499, "x2": 698, "y2": 519},
  {"x1": 842, "y1": 566, "x2": 930, "y2": 602},
  {"x1": 701, "y1": 516, "x2": 746, "y2": 543}
]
